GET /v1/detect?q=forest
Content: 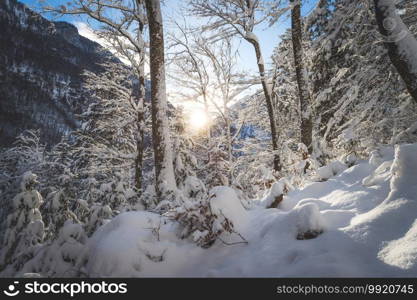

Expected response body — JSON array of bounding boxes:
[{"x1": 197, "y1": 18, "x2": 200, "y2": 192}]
[{"x1": 0, "y1": 0, "x2": 417, "y2": 278}]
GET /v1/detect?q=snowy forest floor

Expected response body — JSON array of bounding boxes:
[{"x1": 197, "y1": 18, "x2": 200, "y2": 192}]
[{"x1": 85, "y1": 144, "x2": 417, "y2": 277}]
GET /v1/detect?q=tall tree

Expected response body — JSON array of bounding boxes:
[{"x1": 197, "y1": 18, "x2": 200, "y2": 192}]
[
  {"x1": 374, "y1": 0, "x2": 417, "y2": 103},
  {"x1": 190, "y1": 0, "x2": 282, "y2": 172},
  {"x1": 45, "y1": 0, "x2": 147, "y2": 194},
  {"x1": 290, "y1": 0, "x2": 313, "y2": 158},
  {"x1": 144, "y1": 0, "x2": 177, "y2": 199}
]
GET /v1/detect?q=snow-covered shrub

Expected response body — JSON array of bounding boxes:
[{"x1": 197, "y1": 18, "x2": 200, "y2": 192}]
[
  {"x1": 23, "y1": 220, "x2": 88, "y2": 277},
  {"x1": 233, "y1": 151, "x2": 277, "y2": 199},
  {"x1": 0, "y1": 172, "x2": 45, "y2": 274},
  {"x1": 343, "y1": 152, "x2": 358, "y2": 167},
  {"x1": 43, "y1": 190, "x2": 79, "y2": 240},
  {"x1": 315, "y1": 161, "x2": 347, "y2": 181},
  {"x1": 291, "y1": 203, "x2": 325, "y2": 240},
  {"x1": 85, "y1": 204, "x2": 113, "y2": 235},
  {"x1": 182, "y1": 176, "x2": 207, "y2": 201},
  {"x1": 260, "y1": 179, "x2": 292, "y2": 208},
  {"x1": 204, "y1": 144, "x2": 231, "y2": 189},
  {"x1": 165, "y1": 187, "x2": 247, "y2": 248}
]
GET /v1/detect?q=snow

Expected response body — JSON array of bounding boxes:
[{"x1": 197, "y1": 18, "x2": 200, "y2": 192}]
[
  {"x1": 378, "y1": 219, "x2": 417, "y2": 271},
  {"x1": 291, "y1": 203, "x2": 326, "y2": 238},
  {"x1": 86, "y1": 211, "x2": 205, "y2": 277},
  {"x1": 315, "y1": 160, "x2": 347, "y2": 181},
  {"x1": 84, "y1": 143, "x2": 417, "y2": 277},
  {"x1": 245, "y1": 31, "x2": 259, "y2": 43}
]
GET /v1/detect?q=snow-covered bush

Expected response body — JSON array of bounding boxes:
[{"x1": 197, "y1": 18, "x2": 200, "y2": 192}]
[{"x1": 165, "y1": 187, "x2": 247, "y2": 248}]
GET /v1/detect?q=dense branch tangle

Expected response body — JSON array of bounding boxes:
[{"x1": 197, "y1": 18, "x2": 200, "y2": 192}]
[{"x1": 189, "y1": 0, "x2": 282, "y2": 172}]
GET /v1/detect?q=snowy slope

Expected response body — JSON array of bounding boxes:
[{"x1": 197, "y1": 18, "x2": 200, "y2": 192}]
[{"x1": 85, "y1": 143, "x2": 417, "y2": 277}]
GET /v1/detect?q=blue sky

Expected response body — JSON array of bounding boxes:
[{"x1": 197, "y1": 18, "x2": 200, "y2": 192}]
[{"x1": 20, "y1": 0, "x2": 318, "y2": 72}]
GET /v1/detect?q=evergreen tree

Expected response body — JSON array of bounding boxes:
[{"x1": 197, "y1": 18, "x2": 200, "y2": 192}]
[{"x1": 0, "y1": 172, "x2": 45, "y2": 274}]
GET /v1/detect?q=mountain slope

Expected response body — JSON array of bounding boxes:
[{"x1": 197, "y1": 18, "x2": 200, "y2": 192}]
[{"x1": 0, "y1": 0, "x2": 129, "y2": 147}]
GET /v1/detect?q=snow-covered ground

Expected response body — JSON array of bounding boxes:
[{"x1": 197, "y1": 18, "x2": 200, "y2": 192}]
[{"x1": 86, "y1": 143, "x2": 417, "y2": 277}]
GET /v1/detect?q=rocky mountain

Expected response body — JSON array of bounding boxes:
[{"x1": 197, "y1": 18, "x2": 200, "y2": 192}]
[{"x1": 0, "y1": 0, "x2": 130, "y2": 147}]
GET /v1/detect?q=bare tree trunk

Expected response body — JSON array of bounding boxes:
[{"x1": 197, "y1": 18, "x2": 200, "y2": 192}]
[
  {"x1": 144, "y1": 0, "x2": 177, "y2": 200},
  {"x1": 291, "y1": 0, "x2": 313, "y2": 155},
  {"x1": 246, "y1": 38, "x2": 282, "y2": 172},
  {"x1": 374, "y1": 0, "x2": 417, "y2": 103}
]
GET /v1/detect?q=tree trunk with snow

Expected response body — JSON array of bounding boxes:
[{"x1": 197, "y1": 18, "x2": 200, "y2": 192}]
[
  {"x1": 134, "y1": 18, "x2": 146, "y2": 196},
  {"x1": 374, "y1": 0, "x2": 417, "y2": 103},
  {"x1": 245, "y1": 35, "x2": 282, "y2": 172},
  {"x1": 291, "y1": 0, "x2": 313, "y2": 155},
  {"x1": 134, "y1": 68, "x2": 145, "y2": 195},
  {"x1": 144, "y1": 0, "x2": 177, "y2": 200}
]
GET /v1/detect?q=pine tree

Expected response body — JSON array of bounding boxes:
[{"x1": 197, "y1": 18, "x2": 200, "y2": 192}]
[
  {"x1": 23, "y1": 220, "x2": 88, "y2": 277},
  {"x1": 305, "y1": 0, "x2": 334, "y2": 41},
  {"x1": 205, "y1": 144, "x2": 231, "y2": 189},
  {"x1": 0, "y1": 172, "x2": 45, "y2": 274}
]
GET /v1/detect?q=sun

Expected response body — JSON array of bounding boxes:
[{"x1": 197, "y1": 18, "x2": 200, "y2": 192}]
[{"x1": 188, "y1": 109, "x2": 209, "y2": 131}]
